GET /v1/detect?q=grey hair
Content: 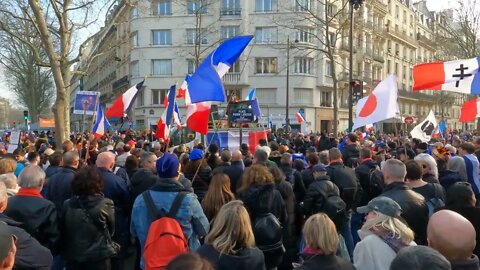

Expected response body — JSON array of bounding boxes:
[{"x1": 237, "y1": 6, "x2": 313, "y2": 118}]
[
  {"x1": 0, "y1": 173, "x2": 17, "y2": 189},
  {"x1": 18, "y1": 165, "x2": 45, "y2": 188},
  {"x1": 414, "y1": 153, "x2": 439, "y2": 180},
  {"x1": 220, "y1": 149, "x2": 232, "y2": 162},
  {"x1": 0, "y1": 182, "x2": 6, "y2": 203},
  {"x1": 448, "y1": 156, "x2": 468, "y2": 182},
  {"x1": 140, "y1": 152, "x2": 156, "y2": 167},
  {"x1": 383, "y1": 159, "x2": 407, "y2": 182},
  {"x1": 390, "y1": 246, "x2": 451, "y2": 270},
  {"x1": 63, "y1": 151, "x2": 79, "y2": 167},
  {"x1": 319, "y1": 150, "x2": 329, "y2": 165}
]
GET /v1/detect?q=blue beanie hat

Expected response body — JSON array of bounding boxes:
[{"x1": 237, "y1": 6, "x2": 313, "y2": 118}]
[
  {"x1": 189, "y1": 149, "x2": 204, "y2": 161},
  {"x1": 156, "y1": 153, "x2": 179, "y2": 178}
]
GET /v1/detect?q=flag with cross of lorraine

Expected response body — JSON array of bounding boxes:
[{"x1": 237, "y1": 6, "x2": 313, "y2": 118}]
[{"x1": 413, "y1": 57, "x2": 480, "y2": 94}]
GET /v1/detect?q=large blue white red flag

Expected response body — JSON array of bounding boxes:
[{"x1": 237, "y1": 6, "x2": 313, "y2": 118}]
[
  {"x1": 93, "y1": 104, "x2": 110, "y2": 138},
  {"x1": 156, "y1": 85, "x2": 176, "y2": 140},
  {"x1": 206, "y1": 130, "x2": 268, "y2": 154},
  {"x1": 413, "y1": 57, "x2": 480, "y2": 94},
  {"x1": 182, "y1": 35, "x2": 254, "y2": 134},
  {"x1": 296, "y1": 110, "x2": 306, "y2": 123},
  {"x1": 106, "y1": 80, "x2": 144, "y2": 118},
  {"x1": 174, "y1": 102, "x2": 182, "y2": 130}
]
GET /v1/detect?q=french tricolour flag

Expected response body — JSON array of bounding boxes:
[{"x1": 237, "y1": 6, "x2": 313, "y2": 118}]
[
  {"x1": 155, "y1": 85, "x2": 176, "y2": 140},
  {"x1": 173, "y1": 102, "x2": 182, "y2": 130},
  {"x1": 459, "y1": 98, "x2": 480, "y2": 123},
  {"x1": 181, "y1": 36, "x2": 254, "y2": 134},
  {"x1": 296, "y1": 110, "x2": 306, "y2": 123},
  {"x1": 106, "y1": 80, "x2": 145, "y2": 118},
  {"x1": 413, "y1": 57, "x2": 480, "y2": 94},
  {"x1": 93, "y1": 104, "x2": 110, "y2": 138},
  {"x1": 206, "y1": 130, "x2": 268, "y2": 154}
]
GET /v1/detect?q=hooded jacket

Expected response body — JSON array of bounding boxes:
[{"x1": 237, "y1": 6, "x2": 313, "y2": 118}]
[{"x1": 197, "y1": 244, "x2": 266, "y2": 270}]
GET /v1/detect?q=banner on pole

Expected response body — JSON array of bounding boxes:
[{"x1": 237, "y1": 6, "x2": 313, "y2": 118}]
[{"x1": 73, "y1": 91, "x2": 100, "y2": 115}]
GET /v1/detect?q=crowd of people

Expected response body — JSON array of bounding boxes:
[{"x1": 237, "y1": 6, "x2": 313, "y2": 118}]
[{"x1": 0, "y1": 129, "x2": 480, "y2": 270}]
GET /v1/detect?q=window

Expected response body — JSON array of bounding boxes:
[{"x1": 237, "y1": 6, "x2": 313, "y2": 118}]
[
  {"x1": 186, "y1": 29, "x2": 208, "y2": 44},
  {"x1": 153, "y1": 0, "x2": 172, "y2": 15},
  {"x1": 255, "y1": 58, "x2": 277, "y2": 74},
  {"x1": 255, "y1": 27, "x2": 277, "y2": 44},
  {"x1": 321, "y1": 91, "x2": 332, "y2": 107},
  {"x1": 325, "y1": 60, "x2": 333, "y2": 77},
  {"x1": 295, "y1": 27, "x2": 313, "y2": 43},
  {"x1": 131, "y1": 7, "x2": 139, "y2": 18},
  {"x1": 255, "y1": 0, "x2": 277, "y2": 12},
  {"x1": 328, "y1": 32, "x2": 336, "y2": 46},
  {"x1": 152, "y1": 89, "x2": 168, "y2": 105},
  {"x1": 294, "y1": 88, "x2": 313, "y2": 104},
  {"x1": 152, "y1": 59, "x2": 172, "y2": 75},
  {"x1": 221, "y1": 26, "x2": 240, "y2": 39},
  {"x1": 296, "y1": 0, "x2": 311, "y2": 11},
  {"x1": 294, "y1": 57, "x2": 313, "y2": 74},
  {"x1": 228, "y1": 60, "x2": 240, "y2": 73},
  {"x1": 137, "y1": 90, "x2": 144, "y2": 106},
  {"x1": 256, "y1": 88, "x2": 277, "y2": 104},
  {"x1": 152, "y1": 30, "x2": 172, "y2": 45},
  {"x1": 395, "y1": 62, "x2": 399, "y2": 75},
  {"x1": 131, "y1": 31, "x2": 139, "y2": 47},
  {"x1": 221, "y1": 0, "x2": 240, "y2": 15},
  {"x1": 130, "y1": 61, "x2": 139, "y2": 76},
  {"x1": 187, "y1": 0, "x2": 208, "y2": 14},
  {"x1": 387, "y1": 60, "x2": 391, "y2": 74},
  {"x1": 403, "y1": 65, "x2": 407, "y2": 79},
  {"x1": 187, "y1": 59, "x2": 196, "y2": 74},
  {"x1": 326, "y1": 3, "x2": 336, "y2": 17}
]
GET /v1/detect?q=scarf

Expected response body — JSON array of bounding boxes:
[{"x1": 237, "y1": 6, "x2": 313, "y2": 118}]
[
  {"x1": 16, "y1": 187, "x2": 43, "y2": 198},
  {"x1": 303, "y1": 247, "x2": 325, "y2": 255},
  {"x1": 369, "y1": 227, "x2": 409, "y2": 253}
]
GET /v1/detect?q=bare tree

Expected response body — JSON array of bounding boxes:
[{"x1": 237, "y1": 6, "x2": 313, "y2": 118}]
[
  {"x1": 0, "y1": 0, "x2": 118, "y2": 144},
  {"x1": 275, "y1": 0, "x2": 350, "y2": 135}
]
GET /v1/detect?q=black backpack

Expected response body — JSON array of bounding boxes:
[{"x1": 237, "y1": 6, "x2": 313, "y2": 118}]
[
  {"x1": 319, "y1": 188, "x2": 348, "y2": 231},
  {"x1": 329, "y1": 165, "x2": 359, "y2": 209},
  {"x1": 368, "y1": 167, "x2": 385, "y2": 198},
  {"x1": 252, "y1": 195, "x2": 285, "y2": 254}
]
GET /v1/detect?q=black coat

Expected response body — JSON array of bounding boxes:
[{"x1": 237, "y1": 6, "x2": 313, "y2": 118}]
[
  {"x1": 62, "y1": 196, "x2": 116, "y2": 263},
  {"x1": 238, "y1": 184, "x2": 287, "y2": 227},
  {"x1": 317, "y1": 137, "x2": 331, "y2": 152},
  {"x1": 130, "y1": 168, "x2": 158, "y2": 200},
  {"x1": 197, "y1": 244, "x2": 266, "y2": 270},
  {"x1": 341, "y1": 144, "x2": 359, "y2": 166},
  {"x1": 302, "y1": 175, "x2": 340, "y2": 217},
  {"x1": 221, "y1": 160, "x2": 244, "y2": 194},
  {"x1": 45, "y1": 166, "x2": 76, "y2": 213},
  {"x1": 0, "y1": 213, "x2": 53, "y2": 270},
  {"x1": 275, "y1": 180, "x2": 296, "y2": 236},
  {"x1": 295, "y1": 253, "x2": 355, "y2": 270},
  {"x1": 301, "y1": 167, "x2": 315, "y2": 190},
  {"x1": 439, "y1": 170, "x2": 464, "y2": 190},
  {"x1": 185, "y1": 166, "x2": 213, "y2": 202},
  {"x1": 381, "y1": 182, "x2": 429, "y2": 245},
  {"x1": 355, "y1": 159, "x2": 379, "y2": 206},
  {"x1": 6, "y1": 193, "x2": 60, "y2": 254},
  {"x1": 282, "y1": 166, "x2": 306, "y2": 202}
]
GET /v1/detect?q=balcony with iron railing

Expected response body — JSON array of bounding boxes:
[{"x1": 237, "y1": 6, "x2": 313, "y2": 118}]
[
  {"x1": 416, "y1": 34, "x2": 436, "y2": 49},
  {"x1": 222, "y1": 72, "x2": 241, "y2": 84},
  {"x1": 386, "y1": 26, "x2": 417, "y2": 46},
  {"x1": 220, "y1": 8, "x2": 241, "y2": 16},
  {"x1": 374, "y1": 0, "x2": 388, "y2": 13},
  {"x1": 373, "y1": 51, "x2": 385, "y2": 63}
]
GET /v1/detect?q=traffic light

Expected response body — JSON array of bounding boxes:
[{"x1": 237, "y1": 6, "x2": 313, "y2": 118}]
[
  {"x1": 351, "y1": 80, "x2": 363, "y2": 103},
  {"x1": 23, "y1": 110, "x2": 28, "y2": 120}
]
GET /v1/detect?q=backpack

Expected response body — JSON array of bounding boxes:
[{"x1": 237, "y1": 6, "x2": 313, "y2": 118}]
[
  {"x1": 329, "y1": 165, "x2": 359, "y2": 209},
  {"x1": 142, "y1": 191, "x2": 188, "y2": 270},
  {"x1": 426, "y1": 184, "x2": 445, "y2": 217},
  {"x1": 368, "y1": 167, "x2": 385, "y2": 198},
  {"x1": 319, "y1": 188, "x2": 348, "y2": 231}
]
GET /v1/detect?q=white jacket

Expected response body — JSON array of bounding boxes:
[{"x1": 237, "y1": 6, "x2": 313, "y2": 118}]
[{"x1": 353, "y1": 230, "x2": 416, "y2": 270}]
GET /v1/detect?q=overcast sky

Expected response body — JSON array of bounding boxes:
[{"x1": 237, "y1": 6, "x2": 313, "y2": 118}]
[{"x1": 0, "y1": 0, "x2": 463, "y2": 102}]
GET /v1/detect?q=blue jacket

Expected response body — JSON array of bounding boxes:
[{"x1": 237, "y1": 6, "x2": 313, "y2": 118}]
[
  {"x1": 44, "y1": 166, "x2": 76, "y2": 212},
  {"x1": 131, "y1": 178, "x2": 209, "y2": 267}
]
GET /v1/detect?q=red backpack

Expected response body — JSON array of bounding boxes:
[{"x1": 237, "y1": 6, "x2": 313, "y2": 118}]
[{"x1": 142, "y1": 191, "x2": 188, "y2": 270}]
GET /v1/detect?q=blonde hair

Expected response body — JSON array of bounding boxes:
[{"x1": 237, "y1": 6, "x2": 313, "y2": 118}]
[
  {"x1": 201, "y1": 173, "x2": 235, "y2": 221},
  {"x1": 303, "y1": 213, "x2": 339, "y2": 255},
  {"x1": 362, "y1": 211, "x2": 415, "y2": 243},
  {"x1": 206, "y1": 200, "x2": 255, "y2": 255},
  {"x1": 0, "y1": 158, "x2": 17, "y2": 174}
]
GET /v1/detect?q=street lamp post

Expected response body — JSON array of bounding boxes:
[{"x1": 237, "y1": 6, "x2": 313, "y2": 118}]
[
  {"x1": 286, "y1": 36, "x2": 291, "y2": 135},
  {"x1": 348, "y1": 0, "x2": 364, "y2": 132}
]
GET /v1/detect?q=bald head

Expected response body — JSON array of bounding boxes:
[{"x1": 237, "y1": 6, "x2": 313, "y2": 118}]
[
  {"x1": 232, "y1": 150, "x2": 243, "y2": 161},
  {"x1": 96, "y1": 151, "x2": 115, "y2": 171},
  {"x1": 428, "y1": 210, "x2": 476, "y2": 260}
]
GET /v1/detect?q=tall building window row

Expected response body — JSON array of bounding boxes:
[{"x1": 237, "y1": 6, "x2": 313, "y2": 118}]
[
  {"x1": 151, "y1": 89, "x2": 168, "y2": 105},
  {"x1": 255, "y1": 0, "x2": 277, "y2": 12},
  {"x1": 255, "y1": 57, "x2": 277, "y2": 74},
  {"x1": 152, "y1": 30, "x2": 172, "y2": 45},
  {"x1": 255, "y1": 27, "x2": 278, "y2": 44},
  {"x1": 256, "y1": 88, "x2": 277, "y2": 104},
  {"x1": 188, "y1": 0, "x2": 208, "y2": 14},
  {"x1": 294, "y1": 57, "x2": 313, "y2": 74},
  {"x1": 221, "y1": 0, "x2": 241, "y2": 15},
  {"x1": 152, "y1": 0, "x2": 172, "y2": 15},
  {"x1": 152, "y1": 59, "x2": 172, "y2": 75},
  {"x1": 296, "y1": 0, "x2": 311, "y2": 11},
  {"x1": 221, "y1": 26, "x2": 240, "y2": 39},
  {"x1": 186, "y1": 29, "x2": 208, "y2": 44},
  {"x1": 295, "y1": 27, "x2": 314, "y2": 43},
  {"x1": 294, "y1": 88, "x2": 313, "y2": 105}
]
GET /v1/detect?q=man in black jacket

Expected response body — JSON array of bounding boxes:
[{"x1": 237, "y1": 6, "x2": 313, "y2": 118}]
[
  {"x1": 5, "y1": 165, "x2": 60, "y2": 254},
  {"x1": 0, "y1": 182, "x2": 52, "y2": 270},
  {"x1": 341, "y1": 133, "x2": 360, "y2": 167},
  {"x1": 280, "y1": 153, "x2": 305, "y2": 202},
  {"x1": 355, "y1": 148, "x2": 382, "y2": 207},
  {"x1": 381, "y1": 159, "x2": 429, "y2": 245},
  {"x1": 45, "y1": 151, "x2": 79, "y2": 213},
  {"x1": 216, "y1": 150, "x2": 244, "y2": 194},
  {"x1": 130, "y1": 152, "x2": 158, "y2": 200}
]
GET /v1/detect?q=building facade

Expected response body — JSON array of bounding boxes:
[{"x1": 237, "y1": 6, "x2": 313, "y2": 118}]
[{"x1": 72, "y1": 0, "x2": 469, "y2": 133}]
